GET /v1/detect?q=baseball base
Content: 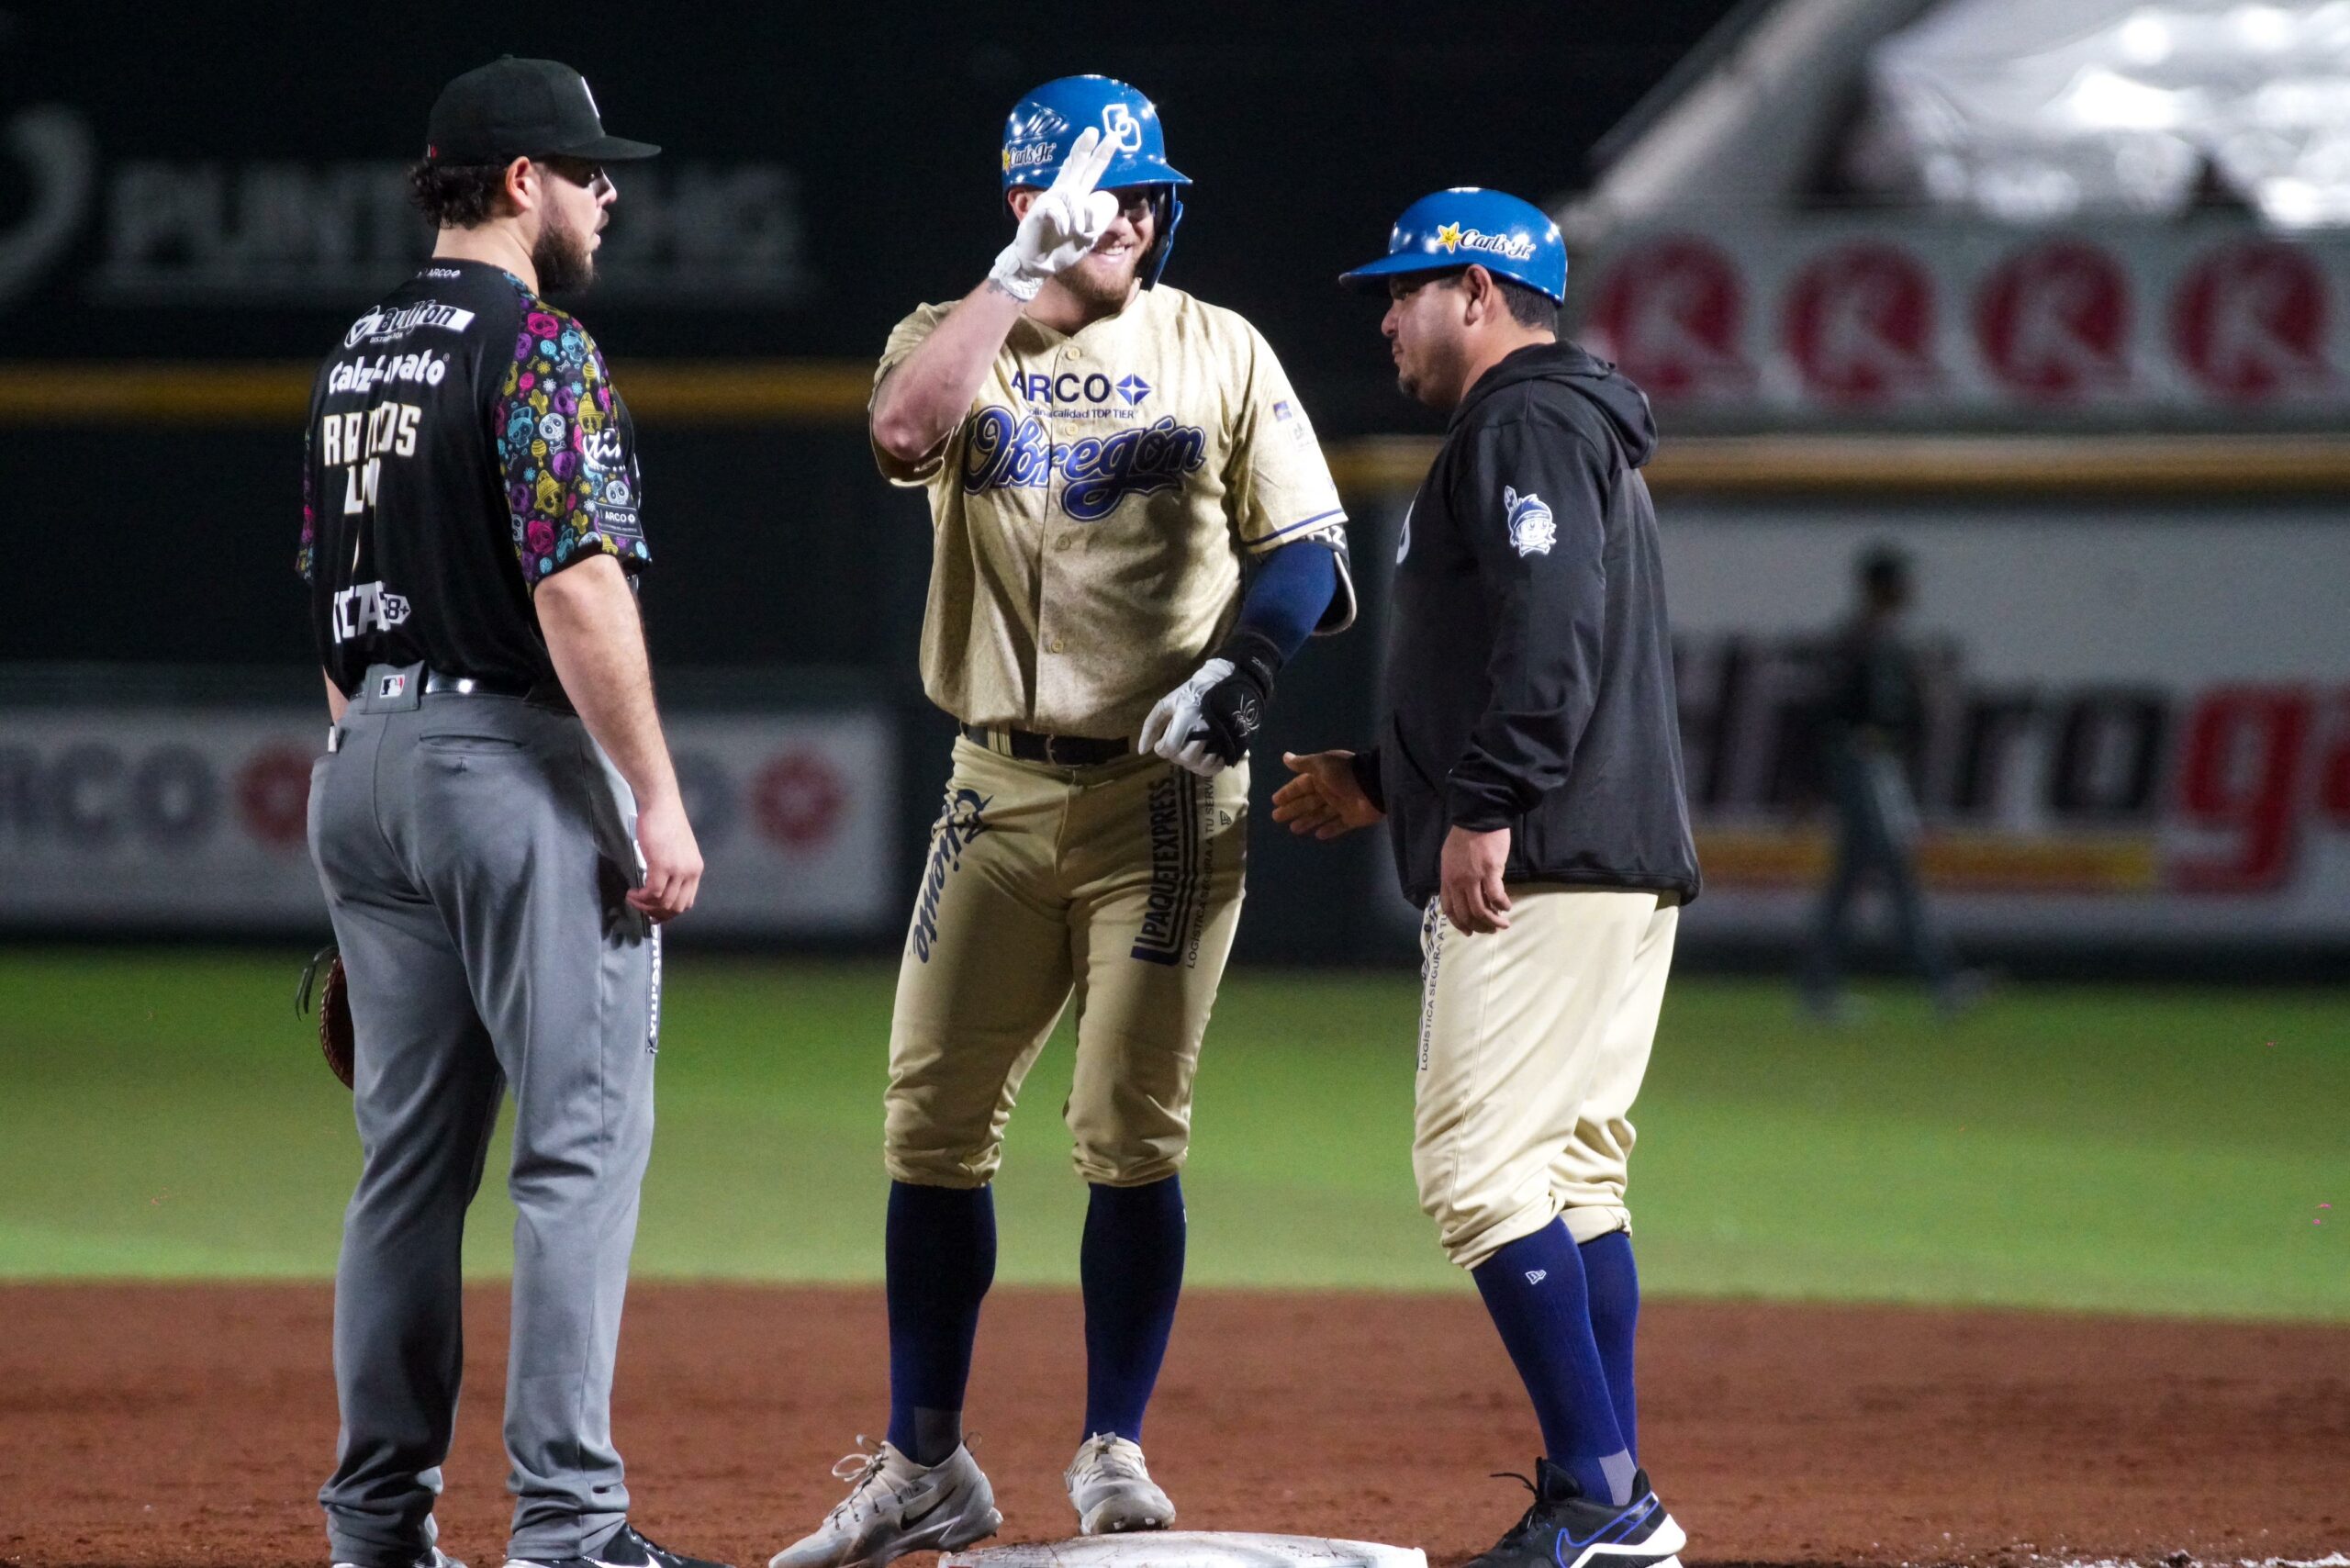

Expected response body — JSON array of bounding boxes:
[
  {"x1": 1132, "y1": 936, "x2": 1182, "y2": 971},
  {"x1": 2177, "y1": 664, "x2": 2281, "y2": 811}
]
[{"x1": 945, "y1": 1534, "x2": 1427, "y2": 1568}]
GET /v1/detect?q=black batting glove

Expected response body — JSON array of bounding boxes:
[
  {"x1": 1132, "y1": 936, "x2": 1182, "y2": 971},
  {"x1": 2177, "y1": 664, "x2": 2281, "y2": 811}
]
[{"x1": 1193, "y1": 628, "x2": 1282, "y2": 767}]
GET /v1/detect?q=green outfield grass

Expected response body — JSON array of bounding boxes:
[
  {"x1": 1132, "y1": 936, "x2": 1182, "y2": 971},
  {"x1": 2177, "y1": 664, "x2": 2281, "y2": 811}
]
[{"x1": 0, "y1": 949, "x2": 2343, "y2": 1319}]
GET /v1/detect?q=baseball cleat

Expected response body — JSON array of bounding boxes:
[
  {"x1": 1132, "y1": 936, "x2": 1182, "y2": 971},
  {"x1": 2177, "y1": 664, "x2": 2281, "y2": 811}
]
[
  {"x1": 767, "y1": 1439, "x2": 1000, "y2": 1568},
  {"x1": 334, "y1": 1551, "x2": 466, "y2": 1568},
  {"x1": 503, "y1": 1521, "x2": 732, "y2": 1568},
  {"x1": 1064, "y1": 1433, "x2": 1176, "y2": 1535},
  {"x1": 1462, "y1": 1459, "x2": 1684, "y2": 1568}
]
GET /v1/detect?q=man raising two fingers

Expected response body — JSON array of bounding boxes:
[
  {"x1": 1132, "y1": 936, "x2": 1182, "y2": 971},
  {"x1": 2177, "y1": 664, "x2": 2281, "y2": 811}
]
[{"x1": 770, "y1": 73, "x2": 1353, "y2": 1568}]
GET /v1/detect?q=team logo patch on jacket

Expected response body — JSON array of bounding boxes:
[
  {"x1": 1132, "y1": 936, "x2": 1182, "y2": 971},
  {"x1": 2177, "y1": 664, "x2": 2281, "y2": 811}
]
[{"x1": 1503, "y1": 485, "x2": 1556, "y2": 558}]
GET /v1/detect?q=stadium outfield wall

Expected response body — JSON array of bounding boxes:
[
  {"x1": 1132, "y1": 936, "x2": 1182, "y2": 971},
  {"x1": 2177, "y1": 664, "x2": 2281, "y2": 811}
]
[
  {"x1": 1335, "y1": 436, "x2": 2350, "y2": 959},
  {"x1": 12, "y1": 437, "x2": 2344, "y2": 964}
]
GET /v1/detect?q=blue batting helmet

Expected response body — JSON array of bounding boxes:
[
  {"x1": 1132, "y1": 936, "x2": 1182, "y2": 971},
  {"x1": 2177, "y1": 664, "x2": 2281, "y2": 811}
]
[
  {"x1": 1001, "y1": 74, "x2": 1189, "y2": 288},
  {"x1": 1337, "y1": 187, "x2": 1568, "y2": 302}
]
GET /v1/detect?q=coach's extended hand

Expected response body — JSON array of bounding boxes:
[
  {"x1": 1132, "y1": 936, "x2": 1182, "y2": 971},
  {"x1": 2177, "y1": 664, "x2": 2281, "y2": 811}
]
[{"x1": 1271, "y1": 749, "x2": 1385, "y2": 839}]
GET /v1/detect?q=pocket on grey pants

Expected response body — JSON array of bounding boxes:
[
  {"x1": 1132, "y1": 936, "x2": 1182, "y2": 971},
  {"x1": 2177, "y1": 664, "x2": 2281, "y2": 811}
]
[{"x1": 416, "y1": 732, "x2": 529, "y2": 754}]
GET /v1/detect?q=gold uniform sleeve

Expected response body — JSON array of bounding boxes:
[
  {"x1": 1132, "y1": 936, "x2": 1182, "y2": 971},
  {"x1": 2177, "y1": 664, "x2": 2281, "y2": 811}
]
[
  {"x1": 1225, "y1": 324, "x2": 1348, "y2": 557},
  {"x1": 871, "y1": 303, "x2": 955, "y2": 487}
]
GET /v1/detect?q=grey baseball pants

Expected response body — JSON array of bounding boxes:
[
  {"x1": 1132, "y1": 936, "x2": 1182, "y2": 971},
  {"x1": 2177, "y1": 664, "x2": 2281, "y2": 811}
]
[{"x1": 308, "y1": 664, "x2": 658, "y2": 1566}]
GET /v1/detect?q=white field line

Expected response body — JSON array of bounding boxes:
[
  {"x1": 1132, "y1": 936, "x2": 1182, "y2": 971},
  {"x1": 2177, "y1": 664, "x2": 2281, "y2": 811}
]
[{"x1": 2034, "y1": 1558, "x2": 2350, "y2": 1568}]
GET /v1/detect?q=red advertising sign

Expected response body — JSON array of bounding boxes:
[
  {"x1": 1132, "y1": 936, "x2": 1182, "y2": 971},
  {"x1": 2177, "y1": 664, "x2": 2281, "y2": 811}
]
[
  {"x1": 1975, "y1": 241, "x2": 2131, "y2": 398},
  {"x1": 753, "y1": 750, "x2": 848, "y2": 849},
  {"x1": 1584, "y1": 236, "x2": 1750, "y2": 399},
  {"x1": 2172, "y1": 241, "x2": 2330, "y2": 399},
  {"x1": 1783, "y1": 242, "x2": 1938, "y2": 401}
]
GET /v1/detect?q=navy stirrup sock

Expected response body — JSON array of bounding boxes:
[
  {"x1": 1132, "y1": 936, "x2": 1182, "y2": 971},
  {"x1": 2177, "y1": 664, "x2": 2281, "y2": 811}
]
[
  {"x1": 1080, "y1": 1175, "x2": 1187, "y2": 1442},
  {"x1": 1472, "y1": 1219, "x2": 1634, "y2": 1506},
  {"x1": 885, "y1": 1181, "x2": 997, "y2": 1465},
  {"x1": 1578, "y1": 1228, "x2": 1641, "y2": 1462}
]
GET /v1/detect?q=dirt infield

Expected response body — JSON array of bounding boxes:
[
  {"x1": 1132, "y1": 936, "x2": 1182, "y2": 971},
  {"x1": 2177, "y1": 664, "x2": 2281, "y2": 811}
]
[{"x1": 2, "y1": 1283, "x2": 2343, "y2": 1568}]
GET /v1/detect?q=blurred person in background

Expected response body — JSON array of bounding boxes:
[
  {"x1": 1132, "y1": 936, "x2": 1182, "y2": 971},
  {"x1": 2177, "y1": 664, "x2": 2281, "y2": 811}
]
[{"x1": 1798, "y1": 543, "x2": 1983, "y2": 1021}]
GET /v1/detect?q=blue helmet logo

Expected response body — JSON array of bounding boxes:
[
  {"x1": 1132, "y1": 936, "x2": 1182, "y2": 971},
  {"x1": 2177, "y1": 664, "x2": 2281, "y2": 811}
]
[
  {"x1": 1001, "y1": 74, "x2": 1188, "y2": 194},
  {"x1": 1001, "y1": 74, "x2": 1189, "y2": 288},
  {"x1": 1337, "y1": 187, "x2": 1569, "y2": 302}
]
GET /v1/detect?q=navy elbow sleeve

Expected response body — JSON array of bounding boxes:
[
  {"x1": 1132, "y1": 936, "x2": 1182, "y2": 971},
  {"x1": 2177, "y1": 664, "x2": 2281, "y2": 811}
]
[{"x1": 1232, "y1": 543, "x2": 1337, "y2": 665}]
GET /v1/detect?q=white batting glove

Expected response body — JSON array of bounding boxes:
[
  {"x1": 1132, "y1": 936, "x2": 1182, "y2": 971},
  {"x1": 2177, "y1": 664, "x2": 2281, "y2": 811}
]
[
  {"x1": 988, "y1": 127, "x2": 1121, "y2": 303},
  {"x1": 1138, "y1": 658, "x2": 1237, "y2": 778}
]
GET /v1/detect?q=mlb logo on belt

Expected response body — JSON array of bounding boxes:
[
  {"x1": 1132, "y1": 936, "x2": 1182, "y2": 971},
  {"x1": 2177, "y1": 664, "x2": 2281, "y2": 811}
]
[{"x1": 376, "y1": 671, "x2": 408, "y2": 700}]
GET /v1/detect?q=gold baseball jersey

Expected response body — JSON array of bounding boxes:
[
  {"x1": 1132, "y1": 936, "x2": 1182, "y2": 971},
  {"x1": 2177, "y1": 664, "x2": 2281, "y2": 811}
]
[{"x1": 875, "y1": 284, "x2": 1356, "y2": 739}]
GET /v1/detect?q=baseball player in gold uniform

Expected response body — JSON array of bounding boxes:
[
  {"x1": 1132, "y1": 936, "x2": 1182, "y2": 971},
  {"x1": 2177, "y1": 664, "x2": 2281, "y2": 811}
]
[{"x1": 768, "y1": 74, "x2": 1352, "y2": 1568}]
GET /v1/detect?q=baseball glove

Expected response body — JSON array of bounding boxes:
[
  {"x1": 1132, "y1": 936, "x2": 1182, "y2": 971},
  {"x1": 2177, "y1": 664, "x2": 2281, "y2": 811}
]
[{"x1": 296, "y1": 941, "x2": 355, "y2": 1091}]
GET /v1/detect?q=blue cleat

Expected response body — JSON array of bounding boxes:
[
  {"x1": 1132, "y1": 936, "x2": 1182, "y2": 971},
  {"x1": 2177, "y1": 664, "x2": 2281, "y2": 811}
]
[{"x1": 1463, "y1": 1459, "x2": 1685, "y2": 1568}]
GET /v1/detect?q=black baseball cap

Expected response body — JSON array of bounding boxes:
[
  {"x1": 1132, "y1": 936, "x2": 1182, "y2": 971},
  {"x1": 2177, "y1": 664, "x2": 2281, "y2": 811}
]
[{"x1": 425, "y1": 57, "x2": 660, "y2": 164}]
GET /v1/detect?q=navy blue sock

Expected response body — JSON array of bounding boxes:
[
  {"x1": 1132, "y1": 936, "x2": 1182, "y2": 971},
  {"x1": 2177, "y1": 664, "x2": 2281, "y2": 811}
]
[
  {"x1": 1472, "y1": 1220, "x2": 1634, "y2": 1506},
  {"x1": 1578, "y1": 1229, "x2": 1641, "y2": 1463},
  {"x1": 885, "y1": 1181, "x2": 996, "y2": 1464},
  {"x1": 1080, "y1": 1175, "x2": 1187, "y2": 1443}
]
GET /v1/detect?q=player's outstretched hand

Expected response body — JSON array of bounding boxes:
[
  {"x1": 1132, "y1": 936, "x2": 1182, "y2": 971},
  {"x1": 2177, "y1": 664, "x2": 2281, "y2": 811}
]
[
  {"x1": 1438, "y1": 823, "x2": 1512, "y2": 934},
  {"x1": 1272, "y1": 749, "x2": 1385, "y2": 840},
  {"x1": 630, "y1": 791, "x2": 704, "y2": 923},
  {"x1": 989, "y1": 127, "x2": 1120, "y2": 302}
]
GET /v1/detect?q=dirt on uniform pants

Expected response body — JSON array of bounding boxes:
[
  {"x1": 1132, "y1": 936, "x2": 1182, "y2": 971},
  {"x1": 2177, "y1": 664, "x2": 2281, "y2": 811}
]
[{"x1": 2, "y1": 1283, "x2": 2344, "y2": 1568}]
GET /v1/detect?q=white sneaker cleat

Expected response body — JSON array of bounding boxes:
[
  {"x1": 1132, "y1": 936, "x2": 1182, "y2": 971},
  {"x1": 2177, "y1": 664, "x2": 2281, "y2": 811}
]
[
  {"x1": 768, "y1": 1438, "x2": 1001, "y2": 1568},
  {"x1": 1064, "y1": 1433, "x2": 1175, "y2": 1536}
]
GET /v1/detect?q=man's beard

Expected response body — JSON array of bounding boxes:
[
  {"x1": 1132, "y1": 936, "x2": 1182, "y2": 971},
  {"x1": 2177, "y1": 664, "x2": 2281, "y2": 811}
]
[
  {"x1": 1059, "y1": 244, "x2": 1145, "y2": 310},
  {"x1": 1396, "y1": 342, "x2": 1461, "y2": 409},
  {"x1": 532, "y1": 208, "x2": 596, "y2": 293}
]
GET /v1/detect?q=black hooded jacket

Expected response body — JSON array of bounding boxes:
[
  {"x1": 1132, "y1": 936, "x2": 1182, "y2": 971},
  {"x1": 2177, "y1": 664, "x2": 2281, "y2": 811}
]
[{"x1": 1355, "y1": 340, "x2": 1700, "y2": 908}]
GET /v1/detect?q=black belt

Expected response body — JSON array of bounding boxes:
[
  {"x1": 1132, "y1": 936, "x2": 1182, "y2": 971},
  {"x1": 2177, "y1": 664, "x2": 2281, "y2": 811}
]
[
  {"x1": 423, "y1": 670, "x2": 530, "y2": 698},
  {"x1": 961, "y1": 722, "x2": 1128, "y2": 767},
  {"x1": 424, "y1": 669, "x2": 572, "y2": 711}
]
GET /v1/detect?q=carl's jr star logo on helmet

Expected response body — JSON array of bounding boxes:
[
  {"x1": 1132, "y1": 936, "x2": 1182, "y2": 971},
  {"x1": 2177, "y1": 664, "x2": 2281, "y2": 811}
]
[
  {"x1": 1504, "y1": 486, "x2": 1556, "y2": 558},
  {"x1": 1460, "y1": 228, "x2": 1539, "y2": 262},
  {"x1": 1435, "y1": 222, "x2": 1539, "y2": 263}
]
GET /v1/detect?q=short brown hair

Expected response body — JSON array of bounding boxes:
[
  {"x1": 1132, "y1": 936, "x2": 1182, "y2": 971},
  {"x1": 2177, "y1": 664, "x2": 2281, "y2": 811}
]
[
  {"x1": 1427, "y1": 267, "x2": 1561, "y2": 333},
  {"x1": 407, "y1": 159, "x2": 510, "y2": 229},
  {"x1": 1493, "y1": 275, "x2": 1561, "y2": 333}
]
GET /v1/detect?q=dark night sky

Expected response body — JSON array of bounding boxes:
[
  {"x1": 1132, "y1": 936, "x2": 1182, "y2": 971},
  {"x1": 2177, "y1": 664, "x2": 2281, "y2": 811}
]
[
  {"x1": 4, "y1": 0, "x2": 1756, "y2": 666},
  {"x1": 7, "y1": 0, "x2": 1752, "y2": 402}
]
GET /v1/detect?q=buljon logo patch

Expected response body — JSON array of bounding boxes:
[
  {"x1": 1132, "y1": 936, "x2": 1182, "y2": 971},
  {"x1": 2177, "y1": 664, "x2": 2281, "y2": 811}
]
[
  {"x1": 1503, "y1": 485, "x2": 1556, "y2": 558},
  {"x1": 582, "y1": 427, "x2": 625, "y2": 472}
]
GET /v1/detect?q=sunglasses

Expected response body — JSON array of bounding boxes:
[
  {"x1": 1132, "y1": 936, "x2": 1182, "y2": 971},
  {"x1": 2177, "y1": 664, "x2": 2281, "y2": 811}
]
[{"x1": 537, "y1": 155, "x2": 612, "y2": 195}]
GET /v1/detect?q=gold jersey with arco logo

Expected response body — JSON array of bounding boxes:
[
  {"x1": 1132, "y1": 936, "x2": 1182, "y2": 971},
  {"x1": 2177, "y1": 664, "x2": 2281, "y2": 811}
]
[{"x1": 875, "y1": 283, "x2": 1356, "y2": 740}]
